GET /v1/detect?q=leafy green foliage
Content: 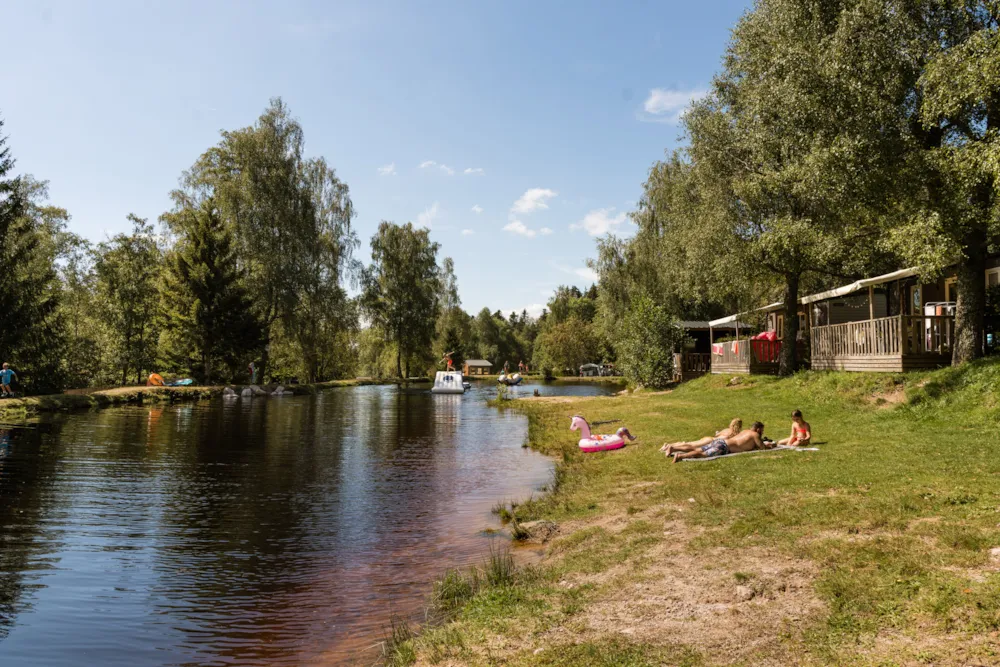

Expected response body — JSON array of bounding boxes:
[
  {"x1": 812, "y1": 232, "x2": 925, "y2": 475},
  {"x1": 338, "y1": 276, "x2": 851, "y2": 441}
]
[
  {"x1": 361, "y1": 222, "x2": 442, "y2": 378},
  {"x1": 531, "y1": 285, "x2": 604, "y2": 376},
  {"x1": 616, "y1": 294, "x2": 686, "y2": 388},
  {"x1": 94, "y1": 215, "x2": 161, "y2": 386}
]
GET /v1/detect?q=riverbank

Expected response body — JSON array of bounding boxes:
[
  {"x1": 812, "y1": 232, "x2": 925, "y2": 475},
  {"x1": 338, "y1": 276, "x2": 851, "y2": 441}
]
[
  {"x1": 467, "y1": 374, "x2": 625, "y2": 385},
  {"x1": 0, "y1": 377, "x2": 402, "y2": 420},
  {"x1": 399, "y1": 360, "x2": 1000, "y2": 666}
]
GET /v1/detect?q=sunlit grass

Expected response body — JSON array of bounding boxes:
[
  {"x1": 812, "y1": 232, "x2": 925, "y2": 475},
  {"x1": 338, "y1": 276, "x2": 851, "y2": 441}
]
[{"x1": 412, "y1": 358, "x2": 1000, "y2": 665}]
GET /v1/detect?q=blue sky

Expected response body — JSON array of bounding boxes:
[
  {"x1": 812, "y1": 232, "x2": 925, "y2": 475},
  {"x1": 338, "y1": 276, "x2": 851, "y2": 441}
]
[{"x1": 2, "y1": 0, "x2": 751, "y2": 317}]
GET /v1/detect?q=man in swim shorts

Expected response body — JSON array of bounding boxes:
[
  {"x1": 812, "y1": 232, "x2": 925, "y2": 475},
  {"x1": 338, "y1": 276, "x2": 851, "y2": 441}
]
[
  {"x1": 700, "y1": 437, "x2": 729, "y2": 458},
  {"x1": 672, "y1": 422, "x2": 768, "y2": 463}
]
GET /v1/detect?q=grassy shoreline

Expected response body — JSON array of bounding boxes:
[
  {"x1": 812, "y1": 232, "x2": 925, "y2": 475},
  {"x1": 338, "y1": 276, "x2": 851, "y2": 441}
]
[
  {"x1": 398, "y1": 361, "x2": 1000, "y2": 666},
  {"x1": 0, "y1": 377, "x2": 404, "y2": 420}
]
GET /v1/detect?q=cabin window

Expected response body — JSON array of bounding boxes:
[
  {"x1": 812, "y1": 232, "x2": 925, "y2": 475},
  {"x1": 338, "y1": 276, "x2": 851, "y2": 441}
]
[
  {"x1": 987, "y1": 269, "x2": 1000, "y2": 288},
  {"x1": 776, "y1": 314, "x2": 784, "y2": 339},
  {"x1": 945, "y1": 277, "x2": 958, "y2": 304}
]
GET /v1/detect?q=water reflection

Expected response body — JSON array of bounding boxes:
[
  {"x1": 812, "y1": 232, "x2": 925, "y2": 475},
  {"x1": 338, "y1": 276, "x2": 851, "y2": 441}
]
[{"x1": 0, "y1": 383, "x2": 612, "y2": 665}]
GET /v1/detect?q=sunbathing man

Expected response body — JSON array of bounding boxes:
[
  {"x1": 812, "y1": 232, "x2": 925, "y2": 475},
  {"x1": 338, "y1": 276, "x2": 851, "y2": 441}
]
[
  {"x1": 661, "y1": 418, "x2": 742, "y2": 455},
  {"x1": 671, "y1": 422, "x2": 770, "y2": 463},
  {"x1": 777, "y1": 409, "x2": 812, "y2": 447}
]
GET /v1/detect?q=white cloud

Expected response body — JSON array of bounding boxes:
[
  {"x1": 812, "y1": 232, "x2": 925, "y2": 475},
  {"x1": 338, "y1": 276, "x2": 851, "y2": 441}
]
[
  {"x1": 554, "y1": 262, "x2": 600, "y2": 284},
  {"x1": 419, "y1": 160, "x2": 454, "y2": 175},
  {"x1": 417, "y1": 202, "x2": 440, "y2": 228},
  {"x1": 640, "y1": 87, "x2": 708, "y2": 123},
  {"x1": 539, "y1": 227, "x2": 553, "y2": 235},
  {"x1": 464, "y1": 167, "x2": 484, "y2": 175},
  {"x1": 377, "y1": 162, "x2": 396, "y2": 176},
  {"x1": 503, "y1": 220, "x2": 536, "y2": 238},
  {"x1": 461, "y1": 229, "x2": 475, "y2": 236},
  {"x1": 500, "y1": 303, "x2": 546, "y2": 319},
  {"x1": 571, "y1": 207, "x2": 628, "y2": 236},
  {"x1": 511, "y1": 188, "x2": 557, "y2": 214},
  {"x1": 521, "y1": 303, "x2": 546, "y2": 318},
  {"x1": 471, "y1": 204, "x2": 483, "y2": 214}
]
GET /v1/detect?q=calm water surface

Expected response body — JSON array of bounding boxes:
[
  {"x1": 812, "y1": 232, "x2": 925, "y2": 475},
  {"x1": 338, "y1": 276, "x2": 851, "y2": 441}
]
[{"x1": 0, "y1": 381, "x2": 618, "y2": 665}]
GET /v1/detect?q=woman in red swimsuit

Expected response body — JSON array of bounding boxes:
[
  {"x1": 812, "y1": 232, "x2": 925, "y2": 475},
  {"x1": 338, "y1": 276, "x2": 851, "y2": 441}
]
[{"x1": 778, "y1": 409, "x2": 811, "y2": 447}]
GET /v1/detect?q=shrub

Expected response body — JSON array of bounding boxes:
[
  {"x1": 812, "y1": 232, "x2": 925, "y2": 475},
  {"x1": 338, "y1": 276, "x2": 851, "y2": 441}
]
[{"x1": 616, "y1": 294, "x2": 688, "y2": 389}]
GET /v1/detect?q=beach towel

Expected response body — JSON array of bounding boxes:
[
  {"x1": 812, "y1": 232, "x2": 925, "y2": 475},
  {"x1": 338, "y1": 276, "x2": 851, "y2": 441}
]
[
  {"x1": 681, "y1": 445, "x2": 819, "y2": 462},
  {"x1": 712, "y1": 343, "x2": 724, "y2": 356},
  {"x1": 731, "y1": 341, "x2": 739, "y2": 354}
]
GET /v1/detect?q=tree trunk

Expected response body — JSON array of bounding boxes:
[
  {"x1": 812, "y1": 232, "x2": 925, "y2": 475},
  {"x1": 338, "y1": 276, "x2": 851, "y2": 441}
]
[
  {"x1": 953, "y1": 225, "x2": 987, "y2": 366},
  {"x1": 260, "y1": 346, "x2": 270, "y2": 385},
  {"x1": 779, "y1": 273, "x2": 800, "y2": 376},
  {"x1": 395, "y1": 341, "x2": 403, "y2": 379},
  {"x1": 405, "y1": 357, "x2": 410, "y2": 379},
  {"x1": 204, "y1": 351, "x2": 211, "y2": 386}
]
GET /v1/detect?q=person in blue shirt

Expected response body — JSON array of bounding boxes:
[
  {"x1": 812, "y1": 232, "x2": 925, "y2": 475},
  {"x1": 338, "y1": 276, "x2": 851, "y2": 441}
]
[{"x1": 0, "y1": 363, "x2": 17, "y2": 397}]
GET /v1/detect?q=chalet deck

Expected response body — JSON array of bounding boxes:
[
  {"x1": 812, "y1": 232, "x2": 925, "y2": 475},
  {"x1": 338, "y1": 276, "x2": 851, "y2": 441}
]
[
  {"x1": 673, "y1": 352, "x2": 711, "y2": 381},
  {"x1": 810, "y1": 315, "x2": 953, "y2": 371},
  {"x1": 710, "y1": 338, "x2": 783, "y2": 375},
  {"x1": 672, "y1": 320, "x2": 742, "y2": 382}
]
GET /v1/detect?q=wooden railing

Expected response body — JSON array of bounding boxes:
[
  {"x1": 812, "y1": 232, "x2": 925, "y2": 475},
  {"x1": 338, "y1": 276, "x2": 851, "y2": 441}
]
[
  {"x1": 811, "y1": 315, "x2": 955, "y2": 359},
  {"x1": 680, "y1": 352, "x2": 711, "y2": 373},
  {"x1": 712, "y1": 340, "x2": 750, "y2": 368}
]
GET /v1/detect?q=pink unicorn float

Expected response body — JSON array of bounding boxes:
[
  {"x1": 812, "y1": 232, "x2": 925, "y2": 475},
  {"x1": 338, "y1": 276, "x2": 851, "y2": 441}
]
[{"x1": 570, "y1": 415, "x2": 636, "y2": 453}]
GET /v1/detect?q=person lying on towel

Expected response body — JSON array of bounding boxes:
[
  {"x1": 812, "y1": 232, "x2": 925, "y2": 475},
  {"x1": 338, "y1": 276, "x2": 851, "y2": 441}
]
[
  {"x1": 661, "y1": 418, "x2": 743, "y2": 455},
  {"x1": 671, "y1": 422, "x2": 771, "y2": 463}
]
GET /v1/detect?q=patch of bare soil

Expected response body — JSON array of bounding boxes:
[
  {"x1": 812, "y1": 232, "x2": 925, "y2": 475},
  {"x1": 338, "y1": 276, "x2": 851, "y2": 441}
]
[
  {"x1": 867, "y1": 385, "x2": 907, "y2": 408},
  {"x1": 522, "y1": 501, "x2": 826, "y2": 665}
]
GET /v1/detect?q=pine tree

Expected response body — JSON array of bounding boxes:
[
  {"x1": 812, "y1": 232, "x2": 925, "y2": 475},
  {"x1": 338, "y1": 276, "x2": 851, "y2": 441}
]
[
  {"x1": 0, "y1": 118, "x2": 66, "y2": 394},
  {"x1": 159, "y1": 201, "x2": 261, "y2": 383}
]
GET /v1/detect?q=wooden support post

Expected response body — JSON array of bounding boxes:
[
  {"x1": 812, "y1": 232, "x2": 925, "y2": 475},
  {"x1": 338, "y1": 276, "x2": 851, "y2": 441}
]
[{"x1": 869, "y1": 285, "x2": 875, "y2": 320}]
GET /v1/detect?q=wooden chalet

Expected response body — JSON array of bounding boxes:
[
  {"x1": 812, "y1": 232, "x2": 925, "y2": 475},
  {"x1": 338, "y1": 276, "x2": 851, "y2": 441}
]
[
  {"x1": 707, "y1": 301, "x2": 812, "y2": 375},
  {"x1": 804, "y1": 267, "x2": 960, "y2": 372},
  {"x1": 673, "y1": 321, "x2": 743, "y2": 381},
  {"x1": 463, "y1": 359, "x2": 493, "y2": 376}
]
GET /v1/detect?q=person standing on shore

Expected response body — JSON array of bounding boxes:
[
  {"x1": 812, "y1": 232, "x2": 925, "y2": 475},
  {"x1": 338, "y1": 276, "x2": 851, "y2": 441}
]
[
  {"x1": 248, "y1": 361, "x2": 257, "y2": 384},
  {"x1": 0, "y1": 363, "x2": 17, "y2": 397}
]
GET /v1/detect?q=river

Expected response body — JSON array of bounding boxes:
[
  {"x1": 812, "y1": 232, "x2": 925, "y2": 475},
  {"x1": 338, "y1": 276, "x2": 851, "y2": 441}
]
[{"x1": 0, "y1": 380, "x2": 619, "y2": 666}]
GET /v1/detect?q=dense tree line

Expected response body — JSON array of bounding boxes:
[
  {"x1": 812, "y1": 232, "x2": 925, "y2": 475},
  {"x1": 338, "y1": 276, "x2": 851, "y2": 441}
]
[
  {"x1": 0, "y1": 101, "x2": 362, "y2": 392},
  {"x1": 595, "y1": 0, "x2": 1000, "y2": 375}
]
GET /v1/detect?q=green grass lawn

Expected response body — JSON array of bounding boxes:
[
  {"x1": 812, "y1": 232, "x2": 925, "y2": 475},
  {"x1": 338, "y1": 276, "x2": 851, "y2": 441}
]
[{"x1": 400, "y1": 359, "x2": 1000, "y2": 666}]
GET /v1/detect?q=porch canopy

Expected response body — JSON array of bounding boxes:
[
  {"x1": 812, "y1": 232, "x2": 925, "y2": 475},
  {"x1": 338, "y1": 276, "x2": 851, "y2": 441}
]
[
  {"x1": 708, "y1": 302, "x2": 783, "y2": 328},
  {"x1": 800, "y1": 268, "x2": 921, "y2": 305}
]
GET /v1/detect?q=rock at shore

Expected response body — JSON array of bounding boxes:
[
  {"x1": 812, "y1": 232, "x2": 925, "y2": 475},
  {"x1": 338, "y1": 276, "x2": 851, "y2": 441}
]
[{"x1": 519, "y1": 520, "x2": 559, "y2": 544}]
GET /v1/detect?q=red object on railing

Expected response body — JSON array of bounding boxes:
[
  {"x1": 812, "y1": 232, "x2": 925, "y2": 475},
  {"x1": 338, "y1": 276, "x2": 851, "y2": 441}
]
[{"x1": 751, "y1": 331, "x2": 781, "y2": 362}]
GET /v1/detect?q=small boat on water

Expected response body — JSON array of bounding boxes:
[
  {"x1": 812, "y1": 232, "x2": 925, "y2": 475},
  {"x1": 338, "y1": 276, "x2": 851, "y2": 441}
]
[
  {"x1": 497, "y1": 373, "x2": 522, "y2": 386},
  {"x1": 431, "y1": 371, "x2": 469, "y2": 394}
]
